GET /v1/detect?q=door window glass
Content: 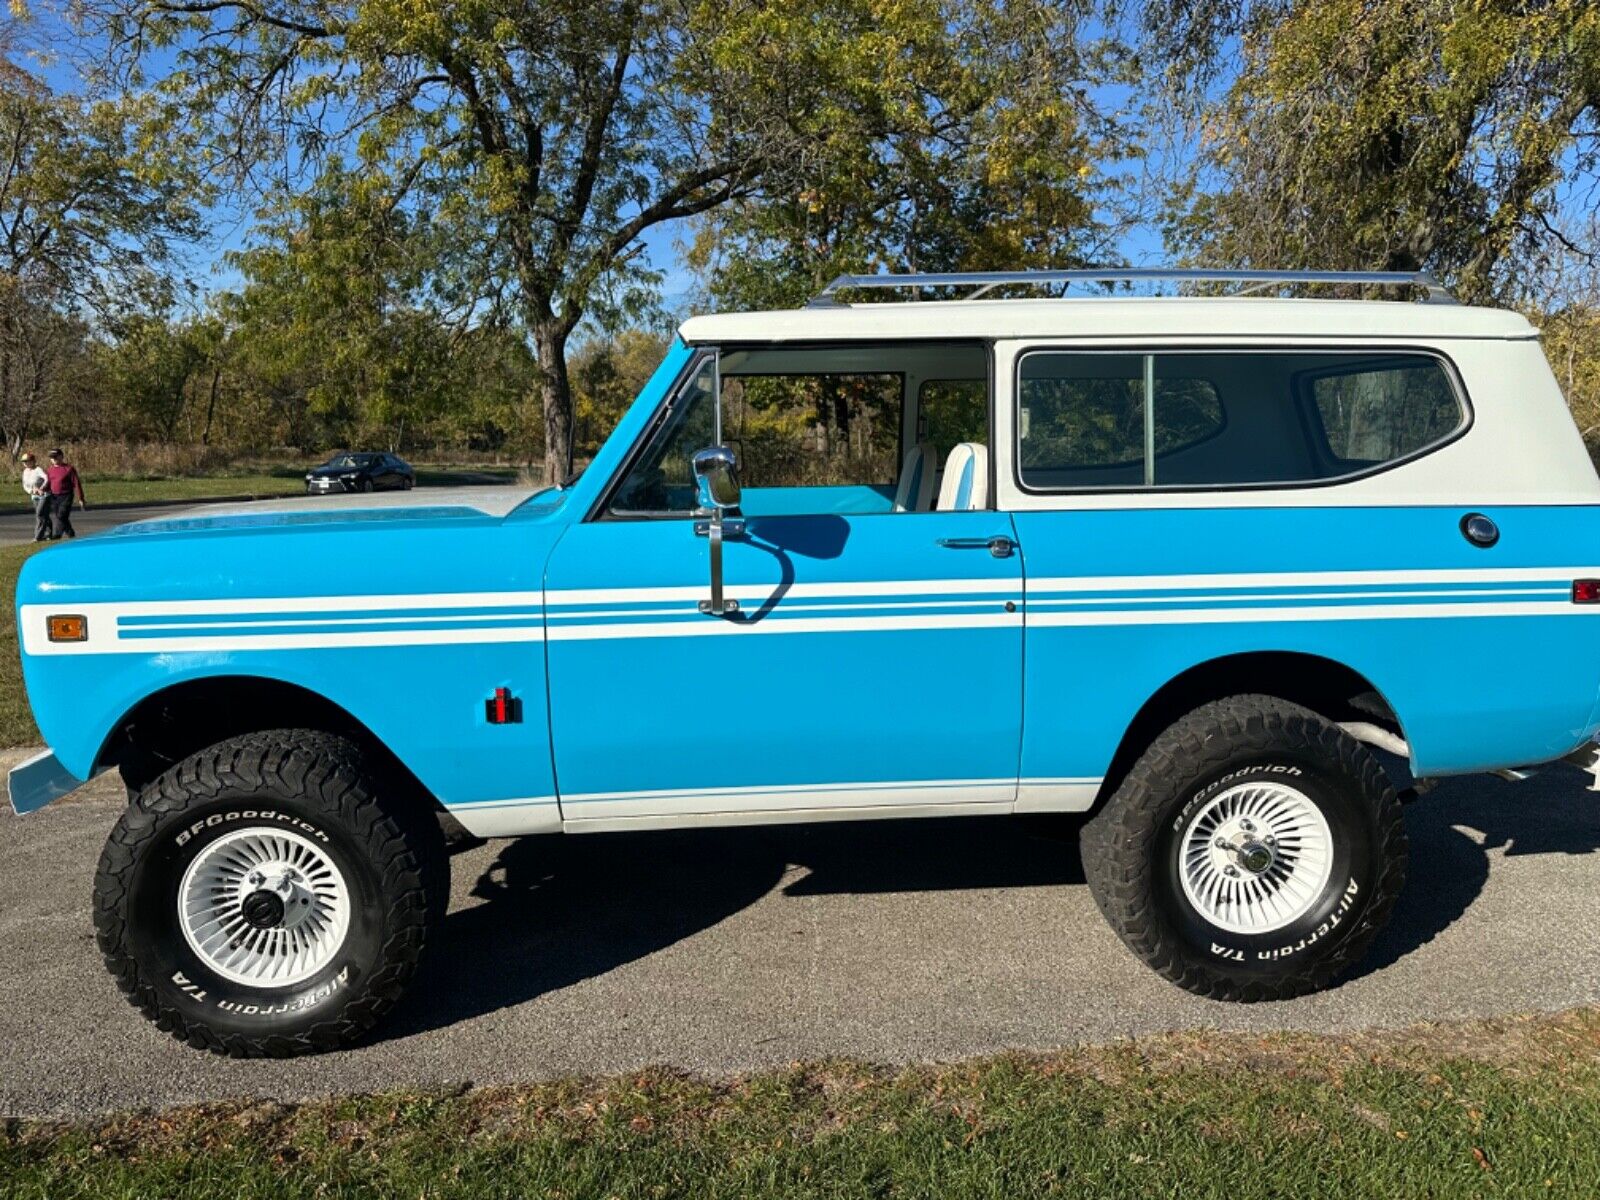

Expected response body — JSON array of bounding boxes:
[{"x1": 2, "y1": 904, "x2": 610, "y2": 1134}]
[
  {"x1": 721, "y1": 373, "x2": 901, "y2": 488},
  {"x1": 919, "y1": 379, "x2": 988, "y2": 465}
]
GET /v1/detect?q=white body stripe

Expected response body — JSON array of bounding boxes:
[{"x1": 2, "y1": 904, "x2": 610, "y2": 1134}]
[
  {"x1": 20, "y1": 567, "x2": 1600, "y2": 655},
  {"x1": 1027, "y1": 568, "x2": 1600, "y2": 592},
  {"x1": 546, "y1": 612, "x2": 1020, "y2": 642},
  {"x1": 544, "y1": 578, "x2": 1016, "y2": 606},
  {"x1": 1027, "y1": 601, "x2": 1592, "y2": 628}
]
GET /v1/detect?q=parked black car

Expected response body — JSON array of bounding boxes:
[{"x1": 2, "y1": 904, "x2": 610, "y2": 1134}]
[{"x1": 305, "y1": 452, "x2": 415, "y2": 494}]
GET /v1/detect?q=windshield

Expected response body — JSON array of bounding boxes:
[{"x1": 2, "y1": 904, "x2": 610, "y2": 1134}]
[{"x1": 325, "y1": 454, "x2": 376, "y2": 468}]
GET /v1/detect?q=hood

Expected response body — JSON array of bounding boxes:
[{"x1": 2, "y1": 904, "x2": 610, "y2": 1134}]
[{"x1": 101, "y1": 486, "x2": 555, "y2": 539}]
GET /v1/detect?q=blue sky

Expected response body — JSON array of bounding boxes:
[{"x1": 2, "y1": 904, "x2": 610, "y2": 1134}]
[{"x1": 21, "y1": 10, "x2": 1171, "y2": 320}]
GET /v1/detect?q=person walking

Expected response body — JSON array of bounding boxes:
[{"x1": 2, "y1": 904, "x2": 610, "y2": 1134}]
[
  {"x1": 44, "y1": 448, "x2": 86, "y2": 540},
  {"x1": 20, "y1": 452, "x2": 49, "y2": 541}
]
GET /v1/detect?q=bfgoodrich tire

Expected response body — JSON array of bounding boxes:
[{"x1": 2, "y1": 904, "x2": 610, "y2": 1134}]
[
  {"x1": 1082, "y1": 695, "x2": 1406, "y2": 1001},
  {"x1": 93, "y1": 730, "x2": 446, "y2": 1056}
]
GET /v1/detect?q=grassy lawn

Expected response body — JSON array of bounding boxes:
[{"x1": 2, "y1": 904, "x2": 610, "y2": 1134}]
[
  {"x1": 1, "y1": 542, "x2": 43, "y2": 746},
  {"x1": 4, "y1": 1008, "x2": 1598, "y2": 1198},
  {"x1": 0, "y1": 473, "x2": 305, "y2": 510}
]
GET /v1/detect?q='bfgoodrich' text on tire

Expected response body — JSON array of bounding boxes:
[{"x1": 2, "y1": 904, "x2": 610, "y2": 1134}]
[
  {"x1": 1081, "y1": 694, "x2": 1407, "y2": 1002},
  {"x1": 93, "y1": 729, "x2": 445, "y2": 1057}
]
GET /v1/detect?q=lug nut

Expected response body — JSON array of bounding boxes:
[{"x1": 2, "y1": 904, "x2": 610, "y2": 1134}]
[
  {"x1": 1224, "y1": 866, "x2": 1239, "y2": 878},
  {"x1": 1214, "y1": 837, "x2": 1230, "y2": 850},
  {"x1": 1240, "y1": 818, "x2": 1255, "y2": 832}
]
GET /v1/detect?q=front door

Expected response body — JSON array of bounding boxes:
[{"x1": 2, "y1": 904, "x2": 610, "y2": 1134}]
[{"x1": 543, "y1": 351, "x2": 1024, "y2": 827}]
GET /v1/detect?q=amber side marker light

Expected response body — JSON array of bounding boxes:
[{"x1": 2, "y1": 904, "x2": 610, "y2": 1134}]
[
  {"x1": 1574, "y1": 581, "x2": 1600, "y2": 604},
  {"x1": 47, "y1": 614, "x2": 87, "y2": 642}
]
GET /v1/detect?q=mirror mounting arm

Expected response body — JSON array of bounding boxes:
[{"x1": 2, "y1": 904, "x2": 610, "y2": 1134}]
[
  {"x1": 694, "y1": 512, "x2": 743, "y2": 615},
  {"x1": 691, "y1": 443, "x2": 743, "y2": 616}
]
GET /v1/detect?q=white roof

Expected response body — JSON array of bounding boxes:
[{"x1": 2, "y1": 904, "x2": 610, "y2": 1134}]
[{"x1": 679, "y1": 297, "x2": 1536, "y2": 345}]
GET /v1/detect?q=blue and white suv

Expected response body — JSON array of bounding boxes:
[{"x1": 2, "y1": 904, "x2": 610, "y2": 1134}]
[{"x1": 13, "y1": 269, "x2": 1600, "y2": 1054}]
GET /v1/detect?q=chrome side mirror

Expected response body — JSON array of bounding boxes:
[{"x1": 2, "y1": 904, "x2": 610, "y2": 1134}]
[
  {"x1": 693, "y1": 446, "x2": 741, "y2": 511},
  {"x1": 692, "y1": 446, "x2": 743, "y2": 616}
]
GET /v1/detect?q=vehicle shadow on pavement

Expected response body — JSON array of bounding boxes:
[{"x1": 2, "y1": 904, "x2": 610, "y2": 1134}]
[
  {"x1": 383, "y1": 815, "x2": 1086, "y2": 1040},
  {"x1": 383, "y1": 771, "x2": 1599, "y2": 1040},
  {"x1": 1354, "y1": 764, "x2": 1600, "y2": 980}
]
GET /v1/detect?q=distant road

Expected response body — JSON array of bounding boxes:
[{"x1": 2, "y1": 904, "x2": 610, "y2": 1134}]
[
  {"x1": 0, "y1": 503, "x2": 183, "y2": 545},
  {"x1": 2, "y1": 754, "x2": 1599, "y2": 1117}
]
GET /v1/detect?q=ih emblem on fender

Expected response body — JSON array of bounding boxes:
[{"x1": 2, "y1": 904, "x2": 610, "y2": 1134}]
[{"x1": 485, "y1": 687, "x2": 522, "y2": 725}]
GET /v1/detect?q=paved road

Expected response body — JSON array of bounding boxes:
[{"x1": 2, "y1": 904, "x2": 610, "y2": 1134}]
[
  {"x1": 0, "y1": 502, "x2": 188, "y2": 544},
  {"x1": 2, "y1": 755, "x2": 1598, "y2": 1118},
  {"x1": 0, "y1": 477, "x2": 522, "y2": 544}
]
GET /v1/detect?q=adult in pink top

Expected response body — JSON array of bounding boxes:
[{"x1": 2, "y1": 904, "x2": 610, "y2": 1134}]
[{"x1": 44, "y1": 447, "x2": 85, "y2": 539}]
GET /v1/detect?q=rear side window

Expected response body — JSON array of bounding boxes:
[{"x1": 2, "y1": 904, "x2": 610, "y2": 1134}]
[
  {"x1": 1308, "y1": 360, "x2": 1462, "y2": 467},
  {"x1": 1016, "y1": 350, "x2": 1464, "y2": 490}
]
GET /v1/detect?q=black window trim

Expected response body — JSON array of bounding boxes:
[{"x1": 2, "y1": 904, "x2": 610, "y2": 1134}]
[{"x1": 1010, "y1": 343, "x2": 1473, "y2": 497}]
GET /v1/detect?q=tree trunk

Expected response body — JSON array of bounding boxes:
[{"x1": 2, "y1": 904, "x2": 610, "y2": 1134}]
[
  {"x1": 200, "y1": 365, "x2": 221, "y2": 445},
  {"x1": 534, "y1": 320, "x2": 574, "y2": 486}
]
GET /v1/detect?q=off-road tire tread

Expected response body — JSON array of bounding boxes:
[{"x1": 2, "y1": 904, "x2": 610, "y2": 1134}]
[
  {"x1": 93, "y1": 729, "x2": 445, "y2": 1057},
  {"x1": 1081, "y1": 694, "x2": 1407, "y2": 1002}
]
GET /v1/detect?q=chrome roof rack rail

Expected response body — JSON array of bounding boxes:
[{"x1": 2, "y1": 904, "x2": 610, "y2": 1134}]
[{"x1": 806, "y1": 268, "x2": 1455, "y2": 307}]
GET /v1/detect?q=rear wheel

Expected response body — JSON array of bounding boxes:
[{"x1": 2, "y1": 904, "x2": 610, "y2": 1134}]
[
  {"x1": 1082, "y1": 694, "x2": 1406, "y2": 1000},
  {"x1": 94, "y1": 730, "x2": 445, "y2": 1056}
]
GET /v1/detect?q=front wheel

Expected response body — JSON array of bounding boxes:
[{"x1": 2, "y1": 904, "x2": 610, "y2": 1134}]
[
  {"x1": 93, "y1": 730, "x2": 445, "y2": 1056},
  {"x1": 1082, "y1": 694, "x2": 1406, "y2": 1001}
]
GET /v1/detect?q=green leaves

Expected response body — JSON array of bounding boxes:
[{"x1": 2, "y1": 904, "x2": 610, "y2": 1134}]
[
  {"x1": 1155, "y1": 0, "x2": 1600, "y2": 304},
  {"x1": 689, "y1": 0, "x2": 1133, "y2": 310}
]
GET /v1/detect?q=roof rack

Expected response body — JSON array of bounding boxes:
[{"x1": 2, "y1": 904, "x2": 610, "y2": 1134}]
[{"x1": 806, "y1": 268, "x2": 1456, "y2": 307}]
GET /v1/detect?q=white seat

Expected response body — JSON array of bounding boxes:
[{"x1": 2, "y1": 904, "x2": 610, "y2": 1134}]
[
  {"x1": 937, "y1": 443, "x2": 989, "y2": 511},
  {"x1": 892, "y1": 441, "x2": 937, "y2": 512}
]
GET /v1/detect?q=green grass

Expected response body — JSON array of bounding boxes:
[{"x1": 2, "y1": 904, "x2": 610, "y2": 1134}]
[
  {"x1": 0, "y1": 473, "x2": 305, "y2": 510},
  {"x1": 1, "y1": 542, "x2": 43, "y2": 746},
  {"x1": 4, "y1": 1008, "x2": 1599, "y2": 1198}
]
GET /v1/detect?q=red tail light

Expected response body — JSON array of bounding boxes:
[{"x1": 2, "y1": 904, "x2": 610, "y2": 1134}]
[{"x1": 1574, "y1": 580, "x2": 1600, "y2": 604}]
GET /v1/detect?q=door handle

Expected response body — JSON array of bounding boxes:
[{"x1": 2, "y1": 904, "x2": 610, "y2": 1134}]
[{"x1": 937, "y1": 536, "x2": 1015, "y2": 558}]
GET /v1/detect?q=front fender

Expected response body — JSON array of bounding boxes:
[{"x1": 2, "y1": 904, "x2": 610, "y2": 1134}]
[{"x1": 14, "y1": 503, "x2": 567, "y2": 820}]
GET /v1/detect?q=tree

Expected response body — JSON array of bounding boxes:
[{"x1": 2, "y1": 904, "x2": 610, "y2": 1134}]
[
  {"x1": 691, "y1": 0, "x2": 1136, "y2": 309},
  {"x1": 1150, "y1": 0, "x2": 1600, "y2": 302},
  {"x1": 83, "y1": 0, "x2": 982, "y2": 481},
  {"x1": 98, "y1": 314, "x2": 214, "y2": 442},
  {"x1": 569, "y1": 327, "x2": 671, "y2": 458},
  {"x1": 0, "y1": 64, "x2": 200, "y2": 455}
]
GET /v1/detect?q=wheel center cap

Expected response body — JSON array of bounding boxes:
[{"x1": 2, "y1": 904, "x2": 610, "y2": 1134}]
[
  {"x1": 240, "y1": 889, "x2": 286, "y2": 929},
  {"x1": 1237, "y1": 840, "x2": 1275, "y2": 874}
]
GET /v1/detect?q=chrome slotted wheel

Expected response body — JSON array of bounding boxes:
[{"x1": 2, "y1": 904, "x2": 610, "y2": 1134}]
[
  {"x1": 178, "y1": 827, "x2": 352, "y2": 987},
  {"x1": 1178, "y1": 782, "x2": 1334, "y2": 935}
]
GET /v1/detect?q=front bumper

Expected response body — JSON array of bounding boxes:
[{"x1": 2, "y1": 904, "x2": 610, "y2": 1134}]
[
  {"x1": 7, "y1": 749, "x2": 92, "y2": 815},
  {"x1": 305, "y1": 478, "x2": 356, "y2": 494}
]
